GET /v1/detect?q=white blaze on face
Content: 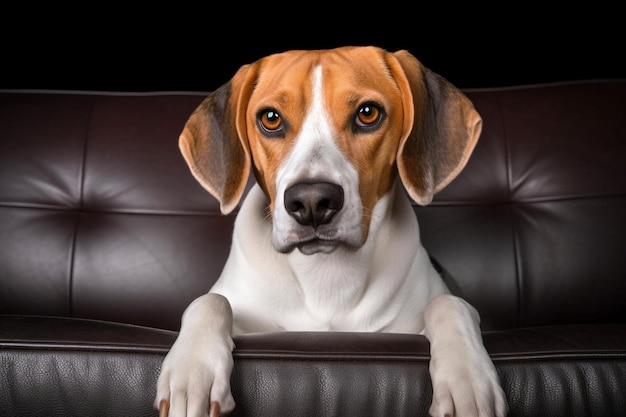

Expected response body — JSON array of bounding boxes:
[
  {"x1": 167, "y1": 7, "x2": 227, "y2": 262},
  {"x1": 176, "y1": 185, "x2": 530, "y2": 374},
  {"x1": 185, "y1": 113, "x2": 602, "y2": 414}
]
[{"x1": 272, "y1": 66, "x2": 363, "y2": 253}]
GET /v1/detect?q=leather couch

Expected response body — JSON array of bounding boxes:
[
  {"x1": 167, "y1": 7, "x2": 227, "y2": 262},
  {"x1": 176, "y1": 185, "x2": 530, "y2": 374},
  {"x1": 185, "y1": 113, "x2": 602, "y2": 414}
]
[{"x1": 1, "y1": 79, "x2": 625, "y2": 416}]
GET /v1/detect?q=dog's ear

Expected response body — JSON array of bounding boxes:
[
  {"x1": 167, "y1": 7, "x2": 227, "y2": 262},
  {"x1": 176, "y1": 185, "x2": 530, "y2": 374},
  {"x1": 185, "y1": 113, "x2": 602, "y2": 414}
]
[
  {"x1": 389, "y1": 50, "x2": 482, "y2": 206},
  {"x1": 179, "y1": 63, "x2": 259, "y2": 214}
]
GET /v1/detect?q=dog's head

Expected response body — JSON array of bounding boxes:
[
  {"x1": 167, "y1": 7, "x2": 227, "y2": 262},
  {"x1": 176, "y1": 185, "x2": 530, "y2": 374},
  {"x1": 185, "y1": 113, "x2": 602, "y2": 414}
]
[{"x1": 180, "y1": 46, "x2": 481, "y2": 255}]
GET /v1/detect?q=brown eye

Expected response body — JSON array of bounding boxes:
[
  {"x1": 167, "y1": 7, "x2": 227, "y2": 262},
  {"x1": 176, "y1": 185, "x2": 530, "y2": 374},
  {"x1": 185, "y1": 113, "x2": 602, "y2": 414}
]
[
  {"x1": 259, "y1": 109, "x2": 283, "y2": 133},
  {"x1": 355, "y1": 103, "x2": 383, "y2": 127}
]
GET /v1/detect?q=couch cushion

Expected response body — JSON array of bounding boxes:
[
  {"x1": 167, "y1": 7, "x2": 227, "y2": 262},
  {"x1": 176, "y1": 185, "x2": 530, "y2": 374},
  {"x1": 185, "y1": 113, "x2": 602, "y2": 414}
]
[{"x1": 2, "y1": 317, "x2": 626, "y2": 416}]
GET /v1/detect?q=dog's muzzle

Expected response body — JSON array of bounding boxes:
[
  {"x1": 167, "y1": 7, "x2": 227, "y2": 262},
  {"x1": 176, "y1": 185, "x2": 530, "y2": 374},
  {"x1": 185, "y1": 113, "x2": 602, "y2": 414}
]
[{"x1": 275, "y1": 181, "x2": 357, "y2": 255}]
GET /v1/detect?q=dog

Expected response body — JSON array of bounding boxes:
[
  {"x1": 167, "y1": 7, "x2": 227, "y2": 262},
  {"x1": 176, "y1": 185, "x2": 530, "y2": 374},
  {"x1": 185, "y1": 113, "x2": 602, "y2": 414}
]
[{"x1": 155, "y1": 46, "x2": 508, "y2": 417}]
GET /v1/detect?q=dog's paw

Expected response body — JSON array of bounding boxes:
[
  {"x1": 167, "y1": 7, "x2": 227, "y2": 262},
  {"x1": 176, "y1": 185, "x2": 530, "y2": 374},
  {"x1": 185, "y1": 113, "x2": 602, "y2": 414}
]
[
  {"x1": 428, "y1": 346, "x2": 507, "y2": 417},
  {"x1": 155, "y1": 332, "x2": 235, "y2": 417}
]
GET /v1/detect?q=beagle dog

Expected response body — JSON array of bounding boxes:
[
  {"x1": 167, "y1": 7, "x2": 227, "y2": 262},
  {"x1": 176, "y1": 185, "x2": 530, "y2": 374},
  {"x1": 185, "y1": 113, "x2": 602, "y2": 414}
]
[{"x1": 156, "y1": 46, "x2": 508, "y2": 417}]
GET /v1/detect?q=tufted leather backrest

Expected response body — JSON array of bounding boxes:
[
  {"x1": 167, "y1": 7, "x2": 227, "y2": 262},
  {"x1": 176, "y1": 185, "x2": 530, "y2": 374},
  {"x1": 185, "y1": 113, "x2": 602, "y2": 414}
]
[
  {"x1": 0, "y1": 92, "x2": 217, "y2": 330},
  {"x1": 419, "y1": 81, "x2": 626, "y2": 329},
  {"x1": 1, "y1": 82, "x2": 625, "y2": 331}
]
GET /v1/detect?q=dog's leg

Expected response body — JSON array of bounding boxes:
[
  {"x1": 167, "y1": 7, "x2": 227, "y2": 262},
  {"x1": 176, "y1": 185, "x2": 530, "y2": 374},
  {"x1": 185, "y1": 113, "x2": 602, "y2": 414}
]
[
  {"x1": 155, "y1": 293, "x2": 235, "y2": 417},
  {"x1": 424, "y1": 294, "x2": 508, "y2": 417}
]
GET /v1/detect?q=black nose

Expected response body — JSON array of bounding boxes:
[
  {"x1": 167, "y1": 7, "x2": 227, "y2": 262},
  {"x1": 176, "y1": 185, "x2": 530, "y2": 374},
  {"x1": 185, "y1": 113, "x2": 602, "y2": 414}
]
[{"x1": 284, "y1": 182, "x2": 344, "y2": 227}]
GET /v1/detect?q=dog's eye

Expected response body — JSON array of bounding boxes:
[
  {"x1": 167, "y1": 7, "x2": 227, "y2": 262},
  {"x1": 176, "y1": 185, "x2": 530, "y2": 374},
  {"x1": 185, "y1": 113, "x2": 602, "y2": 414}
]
[
  {"x1": 258, "y1": 109, "x2": 284, "y2": 133},
  {"x1": 355, "y1": 103, "x2": 383, "y2": 128}
]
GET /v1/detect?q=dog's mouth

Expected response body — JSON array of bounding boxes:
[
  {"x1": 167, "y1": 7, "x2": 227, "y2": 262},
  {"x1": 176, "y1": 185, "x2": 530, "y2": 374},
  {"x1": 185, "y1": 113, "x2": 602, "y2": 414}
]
[
  {"x1": 274, "y1": 232, "x2": 363, "y2": 255},
  {"x1": 295, "y1": 239, "x2": 341, "y2": 255}
]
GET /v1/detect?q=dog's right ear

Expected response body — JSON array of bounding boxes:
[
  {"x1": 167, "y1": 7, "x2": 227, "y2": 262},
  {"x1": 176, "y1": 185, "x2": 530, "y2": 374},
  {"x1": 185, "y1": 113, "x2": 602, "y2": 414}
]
[{"x1": 179, "y1": 63, "x2": 259, "y2": 214}]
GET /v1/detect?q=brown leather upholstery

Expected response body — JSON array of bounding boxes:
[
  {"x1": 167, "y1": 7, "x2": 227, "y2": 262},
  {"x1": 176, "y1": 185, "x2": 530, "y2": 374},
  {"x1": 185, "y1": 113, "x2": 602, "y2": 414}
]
[{"x1": 1, "y1": 81, "x2": 625, "y2": 416}]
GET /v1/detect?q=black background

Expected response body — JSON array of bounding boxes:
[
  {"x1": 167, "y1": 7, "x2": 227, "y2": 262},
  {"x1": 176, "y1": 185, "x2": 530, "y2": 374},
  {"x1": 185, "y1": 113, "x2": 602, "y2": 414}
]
[{"x1": 3, "y1": 7, "x2": 624, "y2": 92}]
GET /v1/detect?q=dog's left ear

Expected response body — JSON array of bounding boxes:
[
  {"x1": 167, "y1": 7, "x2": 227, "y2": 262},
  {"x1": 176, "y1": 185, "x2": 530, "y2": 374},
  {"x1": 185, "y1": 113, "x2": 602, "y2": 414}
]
[{"x1": 388, "y1": 50, "x2": 482, "y2": 206}]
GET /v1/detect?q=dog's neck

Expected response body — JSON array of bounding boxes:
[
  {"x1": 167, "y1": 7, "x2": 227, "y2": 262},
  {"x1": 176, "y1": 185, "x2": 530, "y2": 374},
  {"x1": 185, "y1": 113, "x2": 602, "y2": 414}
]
[
  {"x1": 284, "y1": 180, "x2": 419, "y2": 327},
  {"x1": 287, "y1": 244, "x2": 374, "y2": 320}
]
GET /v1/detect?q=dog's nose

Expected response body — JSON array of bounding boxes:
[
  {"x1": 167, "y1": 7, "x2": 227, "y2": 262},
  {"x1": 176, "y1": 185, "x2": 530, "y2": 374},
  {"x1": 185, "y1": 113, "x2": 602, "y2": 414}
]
[{"x1": 284, "y1": 182, "x2": 344, "y2": 227}]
